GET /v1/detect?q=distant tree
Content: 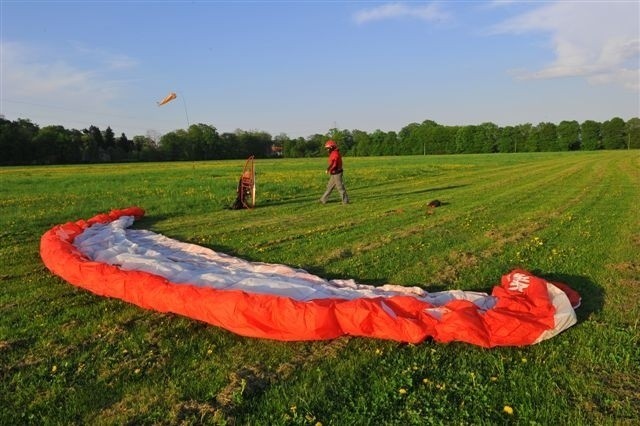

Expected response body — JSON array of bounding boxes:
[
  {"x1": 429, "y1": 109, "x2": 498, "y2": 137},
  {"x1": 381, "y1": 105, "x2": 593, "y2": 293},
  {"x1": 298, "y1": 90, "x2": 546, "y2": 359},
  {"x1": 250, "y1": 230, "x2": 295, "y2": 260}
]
[
  {"x1": 398, "y1": 122, "x2": 421, "y2": 155},
  {"x1": 85, "y1": 125, "x2": 108, "y2": 162},
  {"x1": 497, "y1": 126, "x2": 516, "y2": 153},
  {"x1": 304, "y1": 134, "x2": 325, "y2": 157},
  {"x1": 81, "y1": 126, "x2": 101, "y2": 162},
  {"x1": 103, "y1": 126, "x2": 115, "y2": 150},
  {"x1": 581, "y1": 120, "x2": 602, "y2": 150},
  {"x1": 454, "y1": 123, "x2": 498, "y2": 153},
  {"x1": 146, "y1": 130, "x2": 161, "y2": 146},
  {"x1": 235, "y1": 129, "x2": 272, "y2": 158},
  {"x1": 455, "y1": 125, "x2": 476, "y2": 153},
  {"x1": 187, "y1": 123, "x2": 220, "y2": 159},
  {"x1": 282, "y1": 136, "x2": 306, "y2": 158},
  {"x1": 351, "y1": 130, "x2": 371, "y2": 156},
  {"x1": 478, "y1": 122, "x2": 499, "y2": 153},
  {"x1": 159, "y1": 131, "x2": 185, "y2": 161},
  {"x1": 69, "y1": 129, "x2": 85, "y2": 163},
  {"x1": 522, "y1": 122, "x2": 556, "y2": 152},
  {"x1": 535, "y1": 122, "x2": 559, "y2": 151},
  {"x1": 601, "y1": 117, "x2": 626, "y2": 150},
  {"x1": 281, "y1": 136, "x2": 294, "y2": 158},
  {"x1": 32, "y1": 125, "x2": 61, "y2": 163},
  {"x1": 557, "y1": 120, "x2": 580, "y2": 151},
  {"x1": 132, "y1": 135, "x2": 146, "y2": 154},
  {"x1": 416, "y1": 121, "x2": 451, "y2": 155},
  {"x1": 132, "y1": 135, "x2": 160, "y2": 161},
  {"x1": 220, "y1": 132, "x2": 240, "y2": 158},
  {"x1": 0, "y1": 118, "x2": 39, "y2": 164},
  {"x1": 416, "y1": 120, "x2": 439, "y2": 155},
  {"x1": 1, "y1": 115, "x2": 636, "y2": 164},
  {"x1": 116, "y1": 133, "x2": 133, "y2": 154},
  {"x1": 381, "y1": 131, "x2": 398, "y2": 155},
  {"x1": 627, "y1": 117, "x2": 640, "y2": 149},
  {"x1": 366, "y1": 129, "x2": 385, "y2": 156},
  {"x1": 40, "y1": 125, "x2": 81, "y2": 163},
  {"x1": 514, "y1": 124, "x2": 532, "y2": 153},
  {"x1": 442, "y1": 126, "x2": 460, "y2": 154}
]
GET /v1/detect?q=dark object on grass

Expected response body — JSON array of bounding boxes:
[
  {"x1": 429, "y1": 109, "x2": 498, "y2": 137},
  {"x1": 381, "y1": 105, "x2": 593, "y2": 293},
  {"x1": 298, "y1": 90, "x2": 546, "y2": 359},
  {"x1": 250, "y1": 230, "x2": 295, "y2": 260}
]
[{"x1": 426, "y1": 199, "x2": 443, "y2": 215}]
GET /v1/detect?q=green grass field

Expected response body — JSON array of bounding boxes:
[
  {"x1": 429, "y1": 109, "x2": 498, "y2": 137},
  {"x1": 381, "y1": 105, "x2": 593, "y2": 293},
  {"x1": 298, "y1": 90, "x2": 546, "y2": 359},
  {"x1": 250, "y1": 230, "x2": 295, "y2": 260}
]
[{"x1": 1, "y1": 151, "x2": 638, "y2": 424}]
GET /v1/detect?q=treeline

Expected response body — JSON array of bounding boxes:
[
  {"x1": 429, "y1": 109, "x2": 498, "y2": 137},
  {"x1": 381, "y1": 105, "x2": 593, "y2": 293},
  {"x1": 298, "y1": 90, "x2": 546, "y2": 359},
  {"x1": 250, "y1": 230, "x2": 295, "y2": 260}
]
[
  {"x1": 294, "y1": 117, "x2": 639, "y2": 157},
  {"x1": 0, "y1": 120, "x2": 275, "y2": 165},
  {"x1": 1, "y1": 116, "x2": 638, "y2": 165}
]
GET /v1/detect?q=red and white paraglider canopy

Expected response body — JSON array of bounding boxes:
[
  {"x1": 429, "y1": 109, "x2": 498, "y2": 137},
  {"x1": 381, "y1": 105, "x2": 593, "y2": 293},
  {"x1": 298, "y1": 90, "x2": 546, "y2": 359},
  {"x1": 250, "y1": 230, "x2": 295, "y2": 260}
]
[{"x1": 40, "y1": 208, "x2": 580, "y2": 347}]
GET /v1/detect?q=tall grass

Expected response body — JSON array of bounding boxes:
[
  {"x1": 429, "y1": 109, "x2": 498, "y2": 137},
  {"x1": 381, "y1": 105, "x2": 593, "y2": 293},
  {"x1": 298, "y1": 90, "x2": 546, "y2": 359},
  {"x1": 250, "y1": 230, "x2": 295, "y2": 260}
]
[{"x1": 1, "y1": 151, "x2": 638, "y2": 424}]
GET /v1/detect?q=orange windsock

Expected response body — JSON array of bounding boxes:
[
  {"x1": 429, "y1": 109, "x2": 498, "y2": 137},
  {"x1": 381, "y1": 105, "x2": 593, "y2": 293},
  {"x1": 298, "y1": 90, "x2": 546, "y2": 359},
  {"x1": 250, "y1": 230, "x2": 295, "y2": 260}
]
[{"x1": 157, "y1": 92, "x2": 177, "y2": 106}]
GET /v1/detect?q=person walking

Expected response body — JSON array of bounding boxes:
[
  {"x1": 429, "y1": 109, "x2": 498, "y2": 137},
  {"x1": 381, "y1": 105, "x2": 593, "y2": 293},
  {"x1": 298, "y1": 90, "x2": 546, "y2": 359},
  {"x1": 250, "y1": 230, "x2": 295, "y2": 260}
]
[{"x1": 320, "y1": 140, "x2": 349, "y2": 204}]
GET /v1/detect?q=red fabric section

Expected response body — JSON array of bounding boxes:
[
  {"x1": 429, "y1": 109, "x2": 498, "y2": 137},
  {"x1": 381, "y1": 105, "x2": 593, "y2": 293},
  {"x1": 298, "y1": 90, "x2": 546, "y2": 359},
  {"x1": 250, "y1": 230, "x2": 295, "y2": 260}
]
[{"x1": 40, "y1": 208, "x2": 580, "y2": 347}]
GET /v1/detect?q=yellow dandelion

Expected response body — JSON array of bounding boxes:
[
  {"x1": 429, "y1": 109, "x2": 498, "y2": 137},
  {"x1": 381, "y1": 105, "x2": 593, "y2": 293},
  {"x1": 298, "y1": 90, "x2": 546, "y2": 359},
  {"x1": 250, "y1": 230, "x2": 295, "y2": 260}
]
[
  {"x1": 207, "y1": 349, "x2": 213, "y2": 355},
  {"x1": 422, "y1": 377, "x2": 431, "y2": 384},
  {"x1": 503, "y1": 405, "x2": 514, "y2": 415},
  {"x1": 399, "y1": 388, "x2": 407, "y2": 395},
  {"x1": 51, "y1": 365, "x2": 57, "y2": 373},
  {"x1": 490, "y1": 376, "x2": 498, "y2": 382},
  {"x1": 521, "y1": 357, "x2": 527, "y2": 363}
]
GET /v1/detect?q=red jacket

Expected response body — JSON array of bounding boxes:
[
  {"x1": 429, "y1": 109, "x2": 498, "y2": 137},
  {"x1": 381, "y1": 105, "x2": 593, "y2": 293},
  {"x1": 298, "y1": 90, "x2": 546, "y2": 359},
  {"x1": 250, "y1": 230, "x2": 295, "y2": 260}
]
[{"x1": 327, "y1": 149, "x2": 343, "y2": 174}]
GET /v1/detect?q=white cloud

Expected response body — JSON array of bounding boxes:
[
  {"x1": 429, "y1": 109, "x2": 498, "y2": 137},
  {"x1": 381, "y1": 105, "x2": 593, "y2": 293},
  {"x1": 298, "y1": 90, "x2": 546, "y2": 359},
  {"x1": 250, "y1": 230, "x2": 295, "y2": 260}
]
[
  {"x1": 1, "y1": 41, "x2": 137, "y2": 103},
  {"x1": 3, "y1": 42, "x2": 93, "y2": 98},
  {"x1": 492, "y1": 1, "x2": 640, "y2": 91},
  {"x1": 70, "y1": 41, "x2": 138, "y2": 71},
  {"x1": 0, "y1": 40, "x2": 147, "y2": 133},
  {"x1": 354, "y1": 2, "x2": 450, "y2": 25}
]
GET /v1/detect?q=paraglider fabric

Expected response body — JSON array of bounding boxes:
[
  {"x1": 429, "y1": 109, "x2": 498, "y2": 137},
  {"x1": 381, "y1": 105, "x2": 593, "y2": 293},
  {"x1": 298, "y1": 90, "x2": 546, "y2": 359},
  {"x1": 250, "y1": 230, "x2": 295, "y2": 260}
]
[{"x1": 40, "y1": 208, "x2": 581, "y2": 347}]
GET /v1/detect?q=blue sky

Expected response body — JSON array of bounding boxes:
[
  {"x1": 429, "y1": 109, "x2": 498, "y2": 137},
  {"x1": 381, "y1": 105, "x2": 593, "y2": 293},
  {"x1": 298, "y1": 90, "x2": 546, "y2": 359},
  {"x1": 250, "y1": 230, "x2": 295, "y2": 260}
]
[{"x1": 1, "y1": 1, "x2": 638, "y2": 139}]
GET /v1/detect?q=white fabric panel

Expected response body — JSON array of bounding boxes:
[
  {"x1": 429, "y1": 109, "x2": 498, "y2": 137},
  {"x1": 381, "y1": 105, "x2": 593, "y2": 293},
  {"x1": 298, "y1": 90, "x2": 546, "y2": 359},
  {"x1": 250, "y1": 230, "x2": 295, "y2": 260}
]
[{"x1": 73, "y1": 216, "x2": 497, "y2": 308}]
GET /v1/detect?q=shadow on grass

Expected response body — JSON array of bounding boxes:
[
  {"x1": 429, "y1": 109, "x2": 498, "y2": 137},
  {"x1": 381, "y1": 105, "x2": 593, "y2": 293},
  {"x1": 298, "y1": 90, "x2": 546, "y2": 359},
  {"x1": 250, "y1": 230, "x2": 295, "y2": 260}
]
[
  {"x1": 355, "y1": 184, "x2": 468, "y2": 201},
  {"x1": 135, "y1": 214, "x2": 173, "y2": 228},
  {"x1": 223, "y1": 184, "x2": 470, "y2": 209},
  {"x1": 537, "y1": 272, "x2": 605, "y2": 323}
]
